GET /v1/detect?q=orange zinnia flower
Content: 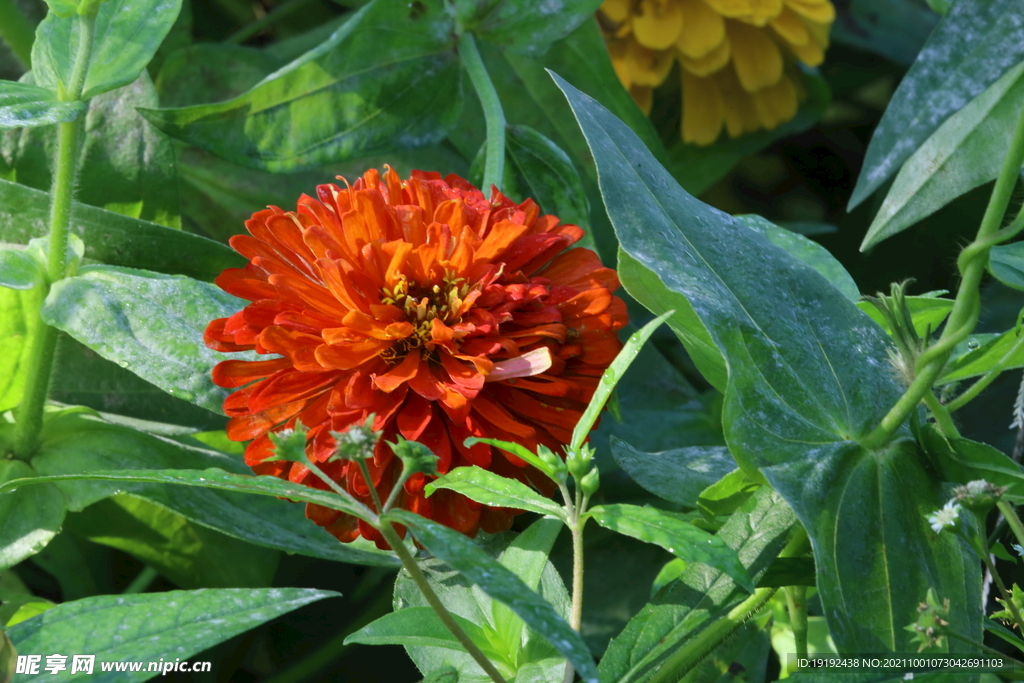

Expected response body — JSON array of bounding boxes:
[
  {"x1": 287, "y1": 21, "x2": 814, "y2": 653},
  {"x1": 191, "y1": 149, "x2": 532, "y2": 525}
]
[{"x1": 205, "y1": 168, "x2": 627, "y2": 548}]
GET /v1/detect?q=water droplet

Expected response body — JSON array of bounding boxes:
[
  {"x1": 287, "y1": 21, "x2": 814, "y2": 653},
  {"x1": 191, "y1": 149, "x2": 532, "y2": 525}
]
[
  {"x1": 118, "y1": 360, "x2": 129, "y2": 368},
  {"x1": 967, "y1": 339, "x2": 981, "y2": 351}
]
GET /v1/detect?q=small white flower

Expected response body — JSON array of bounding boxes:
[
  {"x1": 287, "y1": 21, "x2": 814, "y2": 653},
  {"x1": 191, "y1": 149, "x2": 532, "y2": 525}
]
[
  {"x1": 1013, "y1": 544, "x2": 1024, "y2": 557},
  {"x1": 965, "y1": 480, "x2": 989, "y2": 496},
  {"x1": 927, "y1": 500, "x2": 961, "y2": 534}
]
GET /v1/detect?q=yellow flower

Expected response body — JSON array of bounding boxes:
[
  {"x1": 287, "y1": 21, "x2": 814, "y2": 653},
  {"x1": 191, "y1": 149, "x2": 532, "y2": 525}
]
[{"x1": 600, "y1": 0, "x2": 834, "y2": 145}]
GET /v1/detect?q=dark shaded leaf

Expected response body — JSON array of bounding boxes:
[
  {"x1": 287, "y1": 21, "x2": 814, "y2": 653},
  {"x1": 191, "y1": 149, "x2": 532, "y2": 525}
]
[
  {"x1": 457, "y1": 0, "x2": 602, "y2": 56},
  {"x1": 921, "y1": 424, "x2": 1024, "y2": 501},
  {"x1": 0, "y1": 460, "x2": 65, "y2": 572},
  {"x1": 990, "y1": 241, "x2": 1024, "y2": 291},
  {"x1": 610, "y1": 438, "x2": 735, "y2": 508},
  {"x1": 346, "y1": 606, "x2": 494, "y2": 652},
  {"x1": 830, "y1": 0, "x2": 938, "y2": 66}
]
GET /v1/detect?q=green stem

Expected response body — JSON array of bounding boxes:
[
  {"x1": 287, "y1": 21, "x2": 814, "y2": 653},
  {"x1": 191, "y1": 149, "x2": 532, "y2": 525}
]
[
  {"x1": 862, "y1": 105, "x2": 1024, "y2": 449},
  {"x1": 999, "y1": 500, "x2": 1024, "y2": 551},
  {"x1": 982, "y1": 551, "x2": 1024, "y2": 634},
  {"x1": 355, "y1": 459, "x2": 383, "y2": 514},
  {"x1": 562, "y1": 509, "x2": 587, "y2": 683},
  {"x1": 945, "y1": 628, "x2": 1024, "y2": 666},
  {"x1": 122, "y1": 566, "x2": 159, "y2": 594},
  {"x1": 303, "y1": 458, "x2": 378, "y2": 524},
  {"x1": 225, "y1": 0, "x2": 316, "y2": 44},
  {"x1": 924, "y1": 391, "x2": 960, "y2": 438},
  {"x1": 458, "y1": 32, "x2": 505, "y2": 192},
  {"x1": 377, "y1": 521, "x2": 509, "y2": 683},
  {"x1": 11, "y1": 12, "x2": 97, "y2": 459},
  {"x1": 647, "y1": 587, "x2": 777, "y2": 683},
  {"x1": 0, "y1": 0, "x2": 34, "y2": 69},
  {"x1": 948, "y1": 331, "x2": 1024, "y2": 412},
  {"x1": 786, "y1": 586, "x2": 808, "y2": 660}
]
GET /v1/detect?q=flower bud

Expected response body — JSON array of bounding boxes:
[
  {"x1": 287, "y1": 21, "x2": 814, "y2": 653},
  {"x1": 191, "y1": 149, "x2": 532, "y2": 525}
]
[
  {"x1": 953, "y1": 479, "x2": 1006, "y2": 513},
  {"x1": 580, "y1": 468, "x2": 600, "y2": 497},
  {"x1": 537, "y1": 445, "x2": 568, "y2": 482},
  {"x1": 566, "y1": 444, "x2": 595, "y2": 481}
]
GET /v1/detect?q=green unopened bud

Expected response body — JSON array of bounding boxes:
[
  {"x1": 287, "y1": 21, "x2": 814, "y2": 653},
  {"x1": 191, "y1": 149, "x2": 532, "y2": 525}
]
[
  {"x1": 392, "y1": 438, "x2": 439, "y2": 478},
  {"x1": 904, "y1": 588, "x2": 950, "y2": 653},
  {"x1": 953, "y1": 479, "x2": 1006, "y2": 512},
  {"x1": 537, "y1": 444, "x2": 567, "y2": 481},
  {"x1": 330, "y1": 417, "x2": 377, "y2": 462},
  {"x1": 580, "y1": 467, "x2": 600, "y2": 497},
  {"x1": 566, "y1": 444, "x2": 595, "y2": 481},
  {"x1": 266, "y1": 425, "x2": 309, "y2": 463}
]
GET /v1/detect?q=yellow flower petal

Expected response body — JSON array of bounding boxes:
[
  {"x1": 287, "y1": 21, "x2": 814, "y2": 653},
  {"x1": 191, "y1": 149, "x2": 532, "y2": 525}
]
[
  {"x1": 701, "y1": 0, "x2": 754, "y2": 18},
  {"x1": 681, "y1": 69, "x2": 725, "y2": 145},
  {"x1": 626, "y1": 40, "x2": 676, "y2": 86},
  {"x1": 760, "y1": 75, "x2": 800, "y2": 128},
  {"x1": 634, "y1": 0, "x2": 685, "y2": 49},
  {"x1": 679, "y1": 36, "x2": 731, "y2": 76},
  {"x1": 746, "y1": 0, "x2": 784, "y2": 26},
  {"x1": 716, "y1": 67, "x2": 760, "y2": 135},
  {"x1": 600, "y1": 0, "x2": 630, "y2": 23},
  {"x1": 784, "y1": 0, "x2": 835, "y2": 23},
  {"x1": 785, "y1": 28, "x2": 825, "y2": 65},
  {"x1": 727, "y1": 20, "x2": 783, "y2": 92},
  {"x1": 676, "y1": 0, "x2": 726, "y2": 59},
  {"x1": 607, "y1": 40, "x2": 632, "y2": 86},
  {"x1": 769, "y1": 5, "x2": 810, "y2": 46}
]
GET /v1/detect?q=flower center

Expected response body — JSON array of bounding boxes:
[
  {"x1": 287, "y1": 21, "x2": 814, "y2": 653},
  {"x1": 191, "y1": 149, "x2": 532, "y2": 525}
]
[{"x1": 379, "y1": 275, "x2": 473, "y2": 363}]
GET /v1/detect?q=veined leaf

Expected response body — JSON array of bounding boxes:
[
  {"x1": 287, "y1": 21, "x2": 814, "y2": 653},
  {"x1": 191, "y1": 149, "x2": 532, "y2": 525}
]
[
  {"x1": 940, "y1": 330, "x2": 1024, "y2": 384},
  {"x1": 0, "y1": 460, "x2": 65, "y2": 572},
  {"x1": 989, "y1": 241, "x2": 1024, "y2": 291},
  {"x1": 610, "y1": 439, "x2": 736, "y2": 508},
  {"x1": 425, "y1": 466, "x2": 564, "y2": 519},
  {"x1": 455, "y1": 0, "x2": 602, "y2": 56},
  {"x1": 0, "y1": 80, "x2": 84, "y2": 129}
]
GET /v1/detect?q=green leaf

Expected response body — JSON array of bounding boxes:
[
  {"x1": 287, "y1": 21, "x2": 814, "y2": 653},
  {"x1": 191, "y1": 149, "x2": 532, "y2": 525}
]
[
  {"x1": 32, "y1": 0, "x2": 183, "y2": 101},
  {"x1": 0, "y1": 79, "x2": 84, "y2": 129},
  {"x1": 985, "y1": 617, "x2": 1024, "y2": 652},
  {"x1": 40, "y1": 265, "x2": 247, "y2": 413},
  {"x1": 0, "y1": 178, "x2": 242, "y2": 280},
  {"x1": 696, "y1": 469, "x2": 760, "y2": 521},
  {"x1": 66, "y1": 495, "x2": 278, "y2": 588},
  {"x1": 598, "y1": 488, "x2": 794, "y2": 683},
  {"x1": 504, "y1": 124, "x2": 589, "y2": 232},
  {"x1": 920, "y1": 424, "x2": 1024, "y2": 500},
  {"x1": 789, "y1": 672, "x2": 980, "y2": 683},
  {"x1": 154, "y1": 43, "x2": 285, "y2": 108},
  {"x1": 0, "y1": 247, "x2": 43, "y2": 289},
  {"x1": 555, "y1": 74, "x2": 981, "y2": 654},
  {"x1": 0, "y1": 461, "x2": 65, "y2": 572},
  {"x1": 30, "y1": 411, "x2": 395, "y2": 565},
  {"x1": 587, "y1": 503, "x2": 753, "y2": 592},
  {"x1": 425, "y1": 466, "x2": 564, "y2": 519},
  {"x1": 862, "y1": 61, "x2": 1024, "y2": 250},
  {"x1": 2, "y1": 73, "x2": 181, "y2": 229},
  {"x1": 457, "y1": 0, "x2": 602, "y2": 56},
  {"x1": 830, "y1": 0, "x2": 937, "y2": 66},
  {"x1": 572, "y1": 312, "x2": 670, "y2": 450},
  {"x1": 849, "y1": 0, "x2": 1024, "y2": 209},
  {"x1": 735, "y1": 215, "x2": 859, "y2": 301},
  {"x1": 6, "y1": 588, "x2": 338, "y2": 682},
  {"x1": 757, "y1": 556, "x2": 816, "y2": 588},
  {"x1": 0, "y1": 285, "x2": 43, "y2": 412},
  {"x1": 140, "y1": 0, "x2": 461, "y2": 172},
  {"x1": 990, "y1": 241, "x2": 1024, "y2": 291},
  {"x1": 609, "y1": 439, "x2": 736, "y2": 508},
  {"x1": 346, "y1": 606, "x2": 494, "y2": 653},
  {"x1": 940, "y1": 329, "x2": 1024, "y2": 383},
  {"x1": 0, "y1": 628, "x2": 15, "y2": 682},
  {"x1": 856, "y1": 295, "x2": 954, "y2": 340},
  {"x1": 388, "y1": 509, "x2": 598, "y2": 683}
]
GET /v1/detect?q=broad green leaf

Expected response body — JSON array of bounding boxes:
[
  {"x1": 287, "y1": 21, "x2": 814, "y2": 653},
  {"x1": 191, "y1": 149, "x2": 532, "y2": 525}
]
[
  {"x1": 32, "y1": 0, "x2": 183, "y2": 101},
  {"x1": 41, "y1": 265, "x2": 248, "y2": 413},
  {"x1": 26, "y1": 531, "x2": 108, "y2": 600},
  {"x1": 0, "y1": 461, "x2": 65, "y2": 572},
  {"x1": 0, "y1": 279, "x2": 42, "y2": 412},
  {"x1": 757, "y1": 556, "x2": 816, "y2": 588},
  {"x1": 598, "y1": 488, "x2": 794, "y2": 683},
  {"x1": 6, "y1": 588, "x2": 338, "y2": 682},
  {"x1": 504, "y1": 124, "x2": 589, "y2": 232},
  {"x1": 140, "y1": 0, "x2": 461, "y2": 172},
  {"x1": 0, "y1": 80, "x2": 84, "y2": 129},
  {"x1": 609, "y1": 438, "x2": 736, "y2": 508},
  {"x1": 587, "y1": 504, "x2": 753, "y2": 592},
  {"x1": 986, "y1": 617, "x2": 1024, "y2": 652},
  {"x1": 0, "y1": 247, "x2": 42, "y2": 289},
  {"x1": 425, "y1": 466, "x2": 564, "y2": 519},
  {"x1": 862, "y1": 61, "x2": 1024, "y2": 250},
  {"x1": 0, "y1": 468, "x2": 376, "y2": 526},
  {"x1": 2, "y1": 73, "x2": 181, "y2": 229},
  {"x1": 30, "y1": 411, "x2": 395, "y2": 565},
  {"x1": 346, "y1": 606, "x2": 495, "y2": 653},
  {"x1": 555, "y1": 74, "x2": 981, "y2": 654},
  {"x1": 67, "y1": 495, "x2": 279, "y2": 588},
  {"x1": 0, "y1": 629, "x2": 14, "y2": 682},
  {"x1": 920, "y1": 425, "x2": 1024, "y2": 501},
  {"x1": 696, "y1": 469, "x2": 760, "y2": 521},
  {"x1": 457, "y1": 0, "x2": 602, "y2": 56},
  {"x1": 0, "y1": 178, "x2": 242, "y2": 280},
  {"x1": 735, "y1": 215, "x2": 859, "y2": 301},
  {"x1": 572, "y1": 312, "x2": 670, "y2": 450},
  {"x1": 388, "y1": 509, "x2": 598, "y2": 683},
  {"x1": 154, "y1": 43, "x2": 285, "y2": 108},
  {"x1": 856, "y1": 295, "x2": 954, "y2": 340},
  {"x1": 990, "y1": 241, "x2": 1024, "y2": 291},
  {"x1": 940, "y1": 330, "x2": 1024, "y2": 383},
  {"x1": 849, "y1": 0, "x2": 1024, "y2": 209},
  {"x1": 829, "y1": 0, "x2": 937, "y2": 66}
]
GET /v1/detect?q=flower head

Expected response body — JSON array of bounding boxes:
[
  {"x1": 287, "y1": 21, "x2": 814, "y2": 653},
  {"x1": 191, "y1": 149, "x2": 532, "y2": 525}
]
[
  {"x1": 926, "y1": 499, "x2": 961, "y2": 534},
  {"x1": 205, "y1": 167, "x2": 627, "y2": 548},
  {"x1": 599, "y1": 0, "x2": 835, "y2": 145}
]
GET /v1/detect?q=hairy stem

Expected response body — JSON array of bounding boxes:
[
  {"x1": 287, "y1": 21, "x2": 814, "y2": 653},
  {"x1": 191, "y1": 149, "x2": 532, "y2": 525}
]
[
  {"x1": 924, "y1": 391, "x2": 960, "y2": 438},
  {"x1": 982, "y1": 551, "x2": 1024, "y2": 634},
  {"x1": 378, "y1": 521, "x2": 509, "y2": 683},
  {"x1": 459, "y1": 31, "x2": 505, "y2": 192},
  {"x1": 862, "y1": 106, "x2": 1024, "y2": 449},
  {"x1": 0, "y1": 0, "x2": 34, "y2": 69},
  {"x1": 562, "y1": 505, "x2": 587, "y2": 683},
  {"x1": 11, "y1": 12, "x2": 97, "y2": 458},
  {"x1": 786, "y1": 586, "x2": 808, "y2": 660},
  {"x1": 999, "y1": 501, "x2": 1024, "y2": 552}
]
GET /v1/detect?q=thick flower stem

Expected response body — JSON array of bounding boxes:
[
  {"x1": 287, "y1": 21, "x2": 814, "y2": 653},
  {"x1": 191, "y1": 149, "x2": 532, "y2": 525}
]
[
  {"x1": 459, "y1": 32, "x2": 505, "y2": 192},
  {"x1": 0, "y1": 0, "x2": 34, "y2": 69},
  {"x1": 924, "y1": 391, "x2": 959, "y2": 439},
  {"x1": 377, "y1": 521, "x2": 509, "y2": 683},
  {"x1": 11, "y1": 12, "x2": 96, "y2": 458},
  {"x1": 786, "y1": 586, "x2": 808, "y2": 660},
  {"x1": 998, "y1": 501, "x2": 1024, "y2": 551},
  {"x1": 862, "y1": 106, "x2": 1024, "y2": 450}
]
